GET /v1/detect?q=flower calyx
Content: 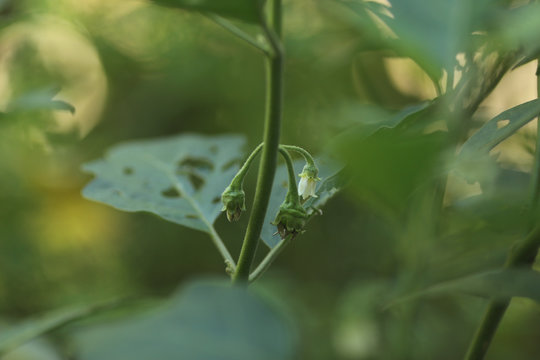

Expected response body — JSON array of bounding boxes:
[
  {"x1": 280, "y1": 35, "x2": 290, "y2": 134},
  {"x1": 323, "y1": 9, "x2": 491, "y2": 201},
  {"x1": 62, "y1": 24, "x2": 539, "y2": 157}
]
[
  {"x1": 272, "y1": 200, "x2": 308, "y2": 239},
  {"x1": 298, "y1": 163, "x2": 321, "y2": 200},
  {"x1": 221, "y1": 185, "x2": 246, "y2": 222}
]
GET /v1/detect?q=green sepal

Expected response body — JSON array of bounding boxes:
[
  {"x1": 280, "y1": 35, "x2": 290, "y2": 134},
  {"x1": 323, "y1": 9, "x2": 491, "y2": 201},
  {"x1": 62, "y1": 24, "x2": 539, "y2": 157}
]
[
  {"x1": 272, "y1": 200, "x2": 308, "y2": 239},
  {"x1": 221, "y1": 185, "x2": 246, "y2": 222}
]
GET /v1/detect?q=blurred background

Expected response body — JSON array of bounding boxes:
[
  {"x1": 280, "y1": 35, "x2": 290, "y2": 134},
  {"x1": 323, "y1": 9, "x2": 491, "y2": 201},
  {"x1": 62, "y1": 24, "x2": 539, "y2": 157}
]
[{"x1": 1, "y1": 0, "x2": 540, "y2": 359}]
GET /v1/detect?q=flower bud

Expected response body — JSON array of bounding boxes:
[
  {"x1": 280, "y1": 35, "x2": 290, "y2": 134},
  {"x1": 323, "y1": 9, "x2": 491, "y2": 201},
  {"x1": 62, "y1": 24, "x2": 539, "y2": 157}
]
[
  {"x1": 272, "y1": 200, "x2": 308, "y2": 239},
  {"x1": 221, "y1": 185, "x2": 246, "y2": 222},
  {"x1": 298, "y1": 164, "x2": 320, "y2": 200}
]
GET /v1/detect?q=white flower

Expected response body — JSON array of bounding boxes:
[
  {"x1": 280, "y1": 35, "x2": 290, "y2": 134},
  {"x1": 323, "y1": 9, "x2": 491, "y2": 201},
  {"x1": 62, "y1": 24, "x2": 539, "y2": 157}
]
[{"x1": 298, "y1": 173, "x2": 318, "y2": 200}]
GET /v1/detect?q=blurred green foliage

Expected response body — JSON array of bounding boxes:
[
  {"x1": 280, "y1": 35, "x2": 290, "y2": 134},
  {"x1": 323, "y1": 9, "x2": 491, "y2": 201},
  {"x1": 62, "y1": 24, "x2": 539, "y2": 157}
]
[{"x1": 1, "y1": 0, "x2": 540, "y2": 359}]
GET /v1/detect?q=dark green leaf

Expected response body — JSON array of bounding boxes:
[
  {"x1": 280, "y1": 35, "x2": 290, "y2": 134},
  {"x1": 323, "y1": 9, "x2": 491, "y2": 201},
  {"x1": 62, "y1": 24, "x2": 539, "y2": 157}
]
[
  {"x1": 460, "y1": 99, "x2": 540, "y2": 155},
  {"x1": 82, "y1": 134, "x2": 245, "y2": 234},
  {"x1": 72, "y1": 279, "x2": 297, "y2": 360},
  {"x1": 151, "y1": 0, "x2": 261, "y2": 24}
]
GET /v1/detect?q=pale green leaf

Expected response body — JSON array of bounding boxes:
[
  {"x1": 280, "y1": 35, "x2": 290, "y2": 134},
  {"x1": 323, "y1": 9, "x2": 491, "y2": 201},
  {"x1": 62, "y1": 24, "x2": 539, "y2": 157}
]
[
  {"x1": 82, "y1": 134, "x2": 245, "y2": 233},
  {"x1": 0, "y1": 299, "x2": 123, "y2": 357},
  {"x1": 460, "y1": 99, "x2": 540, "y2": 155},
  {"x1": 151, "y1": 0, "x2": 261, "y2": 24},
  {"x1": 6, "y1": 87, "x2": 75, "y2": 114},
  {"x1": 72, "y1": 279, "x2": 297, "y2": 360}
]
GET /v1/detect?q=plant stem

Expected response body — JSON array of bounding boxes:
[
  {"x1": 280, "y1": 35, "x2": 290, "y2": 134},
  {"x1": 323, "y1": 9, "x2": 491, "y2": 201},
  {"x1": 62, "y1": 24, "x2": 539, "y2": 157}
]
[
  {"x1": 232, "y1": 0, "x2": 283, "y2": 283},
  {"x1": 530, "y1": 60, "x2": 540, "y2": 213},
  {"x1": 278, "y1": 146, "x2": 301, "y2": 202},
  {"x1": 229, "y1": 143, "x2": 263, "y2": 186},
  {"x1": 280, "y1": 144, "x2": 316, "y2": 167},
  {"x1": 249, "y1": 234, "x2": 292, "y2": 282},
  {"x1": 464, "y1": 59, "x2": 540, "y2": 360},
  {"x1": 464, "y1": 227, "x2": 540, "y2": 360}
]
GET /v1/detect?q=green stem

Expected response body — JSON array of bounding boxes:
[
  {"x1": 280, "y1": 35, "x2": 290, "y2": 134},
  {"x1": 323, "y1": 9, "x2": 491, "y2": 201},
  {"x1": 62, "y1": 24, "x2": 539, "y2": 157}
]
[
  {"x1": 278, "y1": 146, "x2": 301, "y2": 203},
  {"x1": 247, "y1": 148, "x2": 298, "y2": 282},
  {"x1": 230, "y1": 143, "x2": 263, "y2": 186},
  {"x1": 232, "y1": 0, "x2": 283, "y2": 283},
  {"x1": 530, "y1": 61, "x2": 540, "y2": 214},
  {"x1": 464, "y1": 227, "x2": 540, "y2": 360},
  {"x1": 464, "y1": 59, "x2": 540, "y2": 360},
  {"x1": 280, "y1": 144, "x2": 316, "y2": 167},
  {"x1": 249, "y1": 234, "x2": 292, "y2": 282}
]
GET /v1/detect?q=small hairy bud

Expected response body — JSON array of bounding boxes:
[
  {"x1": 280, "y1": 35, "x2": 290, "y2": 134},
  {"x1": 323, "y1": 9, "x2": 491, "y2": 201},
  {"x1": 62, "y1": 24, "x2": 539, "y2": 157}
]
[
  {"x1": 221, "y1": 186, "x2": 246, "y2": 222},
  {"x1": 272, "y1": 200, "x2": 308, "y2": 239}
]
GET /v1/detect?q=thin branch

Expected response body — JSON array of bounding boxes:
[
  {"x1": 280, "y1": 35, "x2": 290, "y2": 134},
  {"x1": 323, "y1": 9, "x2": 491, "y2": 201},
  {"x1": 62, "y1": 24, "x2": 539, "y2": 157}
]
[
  {"x1": 249, "y1": 235, "x2": 292, "y2": 282},
  {"x1": 463, "y1": 58, "x2": 540, "y2": 360}
]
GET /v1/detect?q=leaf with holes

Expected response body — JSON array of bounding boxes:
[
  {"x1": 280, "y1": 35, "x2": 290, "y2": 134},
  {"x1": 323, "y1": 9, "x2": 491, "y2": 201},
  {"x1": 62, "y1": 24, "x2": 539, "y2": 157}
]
[
  {"x1": 82, "y1": 134, "x2": 245, "y2": 233},
  {"x1": 260, "y1": 157, "x2": 344, "y2": 248},
  {"x1": 460, "y1": 99, "x2": 540, "y2": 155}
]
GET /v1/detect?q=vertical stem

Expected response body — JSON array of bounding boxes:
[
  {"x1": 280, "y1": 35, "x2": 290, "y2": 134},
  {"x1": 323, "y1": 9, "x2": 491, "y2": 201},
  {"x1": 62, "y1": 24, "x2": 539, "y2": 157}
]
[
  {"x1": 464, "y1": 59, "x2": 540, "y2": 360},
  {"x1": 530, "y1": 60, "x2": 540, "y2": 212},
  {"x1": 233, "y1": 0, "x2": 283, "y2": 283}
]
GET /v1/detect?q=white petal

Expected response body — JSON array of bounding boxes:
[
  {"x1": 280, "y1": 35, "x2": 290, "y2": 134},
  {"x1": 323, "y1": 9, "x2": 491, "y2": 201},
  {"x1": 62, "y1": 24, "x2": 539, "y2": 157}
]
[
  {"x1": 298, "y1": 176, "x2": 308, "y2": 198},
  {"x1": 307, "y1": 179, "x2": 318, "y2": 197}
]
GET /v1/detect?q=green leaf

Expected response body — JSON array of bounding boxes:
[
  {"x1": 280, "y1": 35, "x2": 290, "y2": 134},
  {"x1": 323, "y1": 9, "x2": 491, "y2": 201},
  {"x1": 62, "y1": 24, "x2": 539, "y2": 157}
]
[
  {"x1": 389, "y1": 269, "x2": 540, "y2": 307},
  {"x1": 151, "y1": 0, "x2": 261, "y2": 24},
  {"x1": 72, "y1": 279, "x2": 297, "y2": 360},
  {"x1": 328, "y1": 102, "x2": 443, "y2": 219},
  {"x1": 0, "y1": 299, "x2": 123, "y2": 357},
  {"x1": 82, "y1": 134, "x2": 245, "y2": 233},
  {"x1": 260, "y1": 156, "x2": 343, "y2": 248},
  {"x1": 6, "y1": 87, "x2": 75, "y2": 114},
  {"x1": 460, "y1": 99, "x2": 540, "y2": 155}
]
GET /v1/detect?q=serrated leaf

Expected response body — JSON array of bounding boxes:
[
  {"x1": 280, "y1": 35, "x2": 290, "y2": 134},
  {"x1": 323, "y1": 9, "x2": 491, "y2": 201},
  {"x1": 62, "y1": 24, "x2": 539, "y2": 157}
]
[
  {"x1": 152, "y1": 0, "x2": 261, "y2": 24},
  {"x1": 260, "y1": 156, "x2": 343, "y2": 248},
  {"x1": 0, "y1": 299, "x2": 123, "y2": 357},
  {"x1": 72, "y1": 279, "x2": 297, "y2": 360},
  {"x1": 460, "y1": 99, "x2": 540, "y2": 155},
  {"x1": 82, "y1": 134, "x2": 245, "y2": 233},
  {"x1": 389, "y1": 269, "x2": 540, "y2": 307}
]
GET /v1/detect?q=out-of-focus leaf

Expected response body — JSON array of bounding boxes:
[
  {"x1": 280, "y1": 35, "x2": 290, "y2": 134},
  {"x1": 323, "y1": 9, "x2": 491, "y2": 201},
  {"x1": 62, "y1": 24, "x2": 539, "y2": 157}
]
[
  {"x1": 390, "y1": 269, "x2": 540, "y2": 306},
  {"x1": 340, "y1": 0, "x2": 487, "y2": 82},
  {"x1": 260, "y1": 156, "x2": 343, "y2": 248},
  {"x1": 334, "y1": 102, "x2": 432, "y2": 144},
  {"x1": 494, "y1": 3, "x2": 540, "y2": 54},
  {"x1": 82, "y1": 134, "x2": 245, "y2": 234},
  {"x1": 330, "y1": 102, "x2": 444, "y2": 218},
  {"x1": 459, "y1": 99, "x2": 540, "y2": 155},
  {"x1": 1, "y1": 339, "x2": 62, "y2": 360},
  {"x1": 72, "y1": 279, "x2": 297, "y2": 360},
  {"x1": 6, "y1": 87, "x2": 75, "y2": 114},
  {"x1": 0, "y1": 299, "x2": 123, "y2": 357},
  {"x1": 151, "y1": 0, "x2": 261, "y2": 24}
]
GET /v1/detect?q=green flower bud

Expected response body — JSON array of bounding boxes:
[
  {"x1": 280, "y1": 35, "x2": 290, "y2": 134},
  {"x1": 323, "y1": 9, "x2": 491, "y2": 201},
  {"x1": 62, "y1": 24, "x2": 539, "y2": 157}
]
[
  {"x1": 272, "y1": 200, "x2": 308, "y2": 239},
  {"x1": 221, "y1": 185, "x2": 246, "y2": 222}
]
